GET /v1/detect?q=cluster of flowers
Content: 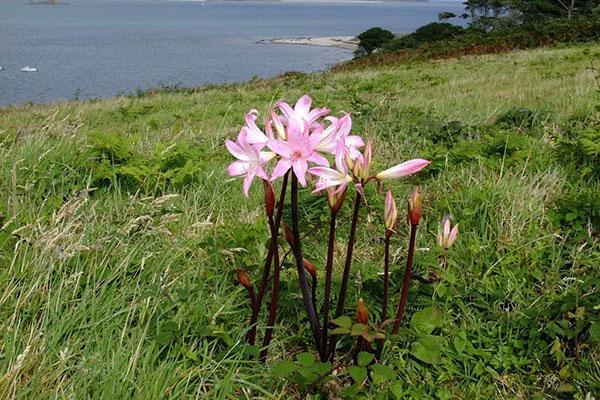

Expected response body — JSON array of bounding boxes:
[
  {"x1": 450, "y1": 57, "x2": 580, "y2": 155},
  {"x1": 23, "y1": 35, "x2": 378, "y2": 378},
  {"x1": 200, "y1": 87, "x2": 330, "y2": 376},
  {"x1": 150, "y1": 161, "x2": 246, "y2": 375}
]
[
  {"x1": 225, "y1": 95, "x2": 430, "y2": 199},
  {"x1": 225, "y1": 95, "x2": 458, "y2": 365}
]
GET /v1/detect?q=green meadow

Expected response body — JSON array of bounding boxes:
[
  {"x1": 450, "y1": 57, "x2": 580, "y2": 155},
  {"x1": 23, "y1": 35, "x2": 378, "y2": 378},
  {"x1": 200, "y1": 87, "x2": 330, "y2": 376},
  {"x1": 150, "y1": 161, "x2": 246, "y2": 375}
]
[{"x1": 0, "y1": 43, "x2": 599, "y2": 399}]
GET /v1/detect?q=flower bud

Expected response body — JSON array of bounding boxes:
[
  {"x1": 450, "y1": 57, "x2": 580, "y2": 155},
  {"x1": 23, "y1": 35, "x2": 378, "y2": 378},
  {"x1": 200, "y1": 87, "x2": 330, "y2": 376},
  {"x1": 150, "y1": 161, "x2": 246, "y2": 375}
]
[
  {"x1": 327, "y1": 186, "x2": 347, "y2": 214},
  {"x1": 407, "y1": 187, "x2": 422, "y2": 226},
  {"x1": 236, "y1": 269, "x2": 252, "y2": 290},
  {"x1": 263, "y1": 180, "x2": 275, "y2": 219},
  {"x1": 384, "y1": 189, "x2": 397, "y2": 234},
  {"x1": 438, "y1": 214, "x2": 459, "y2": 250},
  {"x1": 303, "y1": 258, "x2": 317, "y2": 278},
  {"x1": 282, "y1": 222, "x2": 295, "y2": 247},
  {"x1": 357, "y1": 298, "x2": 369, "y2": 324}
]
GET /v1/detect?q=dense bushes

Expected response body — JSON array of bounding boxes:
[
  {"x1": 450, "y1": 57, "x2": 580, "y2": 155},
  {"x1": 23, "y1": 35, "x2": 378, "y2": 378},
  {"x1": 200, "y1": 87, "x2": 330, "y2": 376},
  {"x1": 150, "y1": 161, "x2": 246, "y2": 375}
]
[
  {"x1": 345, "y1": 16, "x2": 600, "y2": 68},
  {"x1": 384, "y1": 23, "x2": 465, "y2": 51},
  {"x1": 355, "y1": 27, "x2": 395, "y2": 56}
]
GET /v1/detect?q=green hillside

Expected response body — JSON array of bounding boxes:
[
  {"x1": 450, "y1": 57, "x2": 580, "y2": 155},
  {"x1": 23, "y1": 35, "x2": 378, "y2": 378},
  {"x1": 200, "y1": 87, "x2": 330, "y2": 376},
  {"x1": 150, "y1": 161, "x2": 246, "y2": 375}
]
[{"x1": 0, "y1": 43, "x2": 599, "y2": 399}]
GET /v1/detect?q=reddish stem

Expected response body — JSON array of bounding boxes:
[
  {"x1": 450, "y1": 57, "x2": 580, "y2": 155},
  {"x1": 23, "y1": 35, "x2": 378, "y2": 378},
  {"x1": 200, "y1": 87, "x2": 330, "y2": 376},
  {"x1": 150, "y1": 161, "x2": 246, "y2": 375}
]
[
  {"x1": 259, "y1": 214, "x2": 282, "y2": 362},
  {"x1": 321, "y1": 211, "x2": 337, "y2": 360},
  {"x1": 392, "y1": 223, "x2": 418, "y2": 334},
  {"x1": 290, "y1": 174, "x2": 324, "y2": 359},
  {"x1": 329, "y1": 191, "x2": 361, "y2": 361},
  {"x1": 247, "y1": 173, "x2": 288, "y2": 345},
  {"x1": 381, "y1": 234, "x2": 391, "y2": 322}
]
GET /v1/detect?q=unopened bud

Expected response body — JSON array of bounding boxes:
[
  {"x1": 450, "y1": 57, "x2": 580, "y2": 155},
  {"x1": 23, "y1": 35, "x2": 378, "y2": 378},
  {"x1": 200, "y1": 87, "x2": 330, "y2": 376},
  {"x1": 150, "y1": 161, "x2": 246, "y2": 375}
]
[
  {"x1": 357, "y1": 298, "x2": 369, "y2": 324},
  {"x1": 282, "y1": 222, "x2": 295, "y2": 247},
  {"x1": 384, "y1": 189, "x2": 397, "y2": 234},
  {"x1": 407, "y1": 187, "x2": 423, "y2": 226},
  {"x1": 303, "y1": 258, "x2": 317, "y2": 278},
  {"x1": 263, "y1": 180, "x2": 275, "y2": 219},
  {"x1": 327, "y1": 187, "x2": 347, "y2": 214},
  {"x1": 438, "y1": 214, "x2": 459, "y2": 250},
  {"x1": 236, "y1": 269, "x2": 252, "y2": 290}
]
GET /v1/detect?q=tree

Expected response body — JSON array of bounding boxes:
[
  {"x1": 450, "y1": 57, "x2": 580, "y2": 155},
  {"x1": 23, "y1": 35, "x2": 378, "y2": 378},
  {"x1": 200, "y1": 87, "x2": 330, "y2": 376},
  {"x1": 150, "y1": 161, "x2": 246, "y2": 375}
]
[
  {"x1": 438, "y1": 12, "x2": 457, "y2": 21},
  {"x1": 355, "y1": 27, "x2": 395, "y2": 57}
]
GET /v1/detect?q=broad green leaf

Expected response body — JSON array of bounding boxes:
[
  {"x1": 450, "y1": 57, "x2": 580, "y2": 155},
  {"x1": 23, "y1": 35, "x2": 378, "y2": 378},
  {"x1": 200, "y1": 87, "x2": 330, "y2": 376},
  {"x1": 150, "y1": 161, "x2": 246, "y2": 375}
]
[
  {"x1": 348, "y1": 365, "x2": 367, "y2": 383},
  {"x1": 310, "y1": 361, "x2": 332, "y2": 375},
  {"x1": 589, "y1": 322, "x2": 600, "y2": 342},
  {"x1": 331, "y1": 316, "x2": 352, "y2": 329},
  {"x1": 410, "y1": 335, "x2": 442, "y2": 365},
  {"x1": 297, "y1": 352, "x2": 315, "y2": 367},
  {"x1": 331, "y1": 327, "x2": 351, "y2": 335},
  {"x1": 410, "y1": 307, "x2": 442, "y2": 335},
  {"x1": 371, "y1": 364, "x2": 396, "y2": 380},
  {"x1": 351, "y1": 323, "x2": 367, "y2": 336},
  {"x1": 271, "y1": 361, "x2": 297, "y2": 377},
  {"x1": 357, "y1": 351, "x2": 375, "y2": 366}
]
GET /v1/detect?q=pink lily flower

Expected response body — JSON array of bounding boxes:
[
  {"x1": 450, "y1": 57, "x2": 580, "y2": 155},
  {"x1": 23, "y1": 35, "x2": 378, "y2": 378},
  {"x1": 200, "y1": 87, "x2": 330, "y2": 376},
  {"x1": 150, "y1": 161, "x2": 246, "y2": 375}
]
[
  {"x1": 438, "y1": 214, "x2": 459, "y2": 250},
  {"x1": 335, "y1": 113, "x2": 364, "y2": 160},
  {"x1": 226, "y1": 128, "x2": 276, "y2": 197},
  {"x1": 244, "y1": 109, "x2": 271, "y2": 145},
  {"x1": 278, "y1": 95, "x2": 330, "y2": 129},
  {"x1": 376, "y1": 159, "x2": 431, "y2": 180},
  {"x1": 267, "y1": 119, "x2": 329, "y2": 186},
  {"x1": 308, "y1": 164, "x2": 352, "y2": 194}
]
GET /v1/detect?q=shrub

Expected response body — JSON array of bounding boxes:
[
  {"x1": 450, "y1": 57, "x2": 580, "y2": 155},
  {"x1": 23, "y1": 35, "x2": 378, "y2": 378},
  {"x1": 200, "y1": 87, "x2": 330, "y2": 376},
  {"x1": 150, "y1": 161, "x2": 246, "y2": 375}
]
[{"x1": 355, "y1": 27, "x2": 395, "y2": 57}]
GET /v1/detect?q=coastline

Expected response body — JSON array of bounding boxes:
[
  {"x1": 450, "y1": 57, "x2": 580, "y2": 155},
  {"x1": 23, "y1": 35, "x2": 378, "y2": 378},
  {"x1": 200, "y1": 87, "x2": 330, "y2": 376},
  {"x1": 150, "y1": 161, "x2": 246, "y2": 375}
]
[{"x1": 263, "y1": 36, "x2": 359, "y2": 51}]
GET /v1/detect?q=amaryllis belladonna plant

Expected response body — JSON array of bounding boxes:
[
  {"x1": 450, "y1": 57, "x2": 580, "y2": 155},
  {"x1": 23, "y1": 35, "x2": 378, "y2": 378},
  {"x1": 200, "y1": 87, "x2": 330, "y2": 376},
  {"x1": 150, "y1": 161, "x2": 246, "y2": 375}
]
[{"x1": 227, "y1": 95, "x2": 436, "y2": 362}]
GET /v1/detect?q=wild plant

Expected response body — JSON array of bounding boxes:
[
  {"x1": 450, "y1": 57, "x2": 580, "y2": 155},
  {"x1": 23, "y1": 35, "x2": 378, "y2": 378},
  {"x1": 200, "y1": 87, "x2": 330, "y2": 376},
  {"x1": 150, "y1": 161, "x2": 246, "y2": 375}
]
[{"x1": 225, "y1": 95, "x2": 458, "y2": 369}]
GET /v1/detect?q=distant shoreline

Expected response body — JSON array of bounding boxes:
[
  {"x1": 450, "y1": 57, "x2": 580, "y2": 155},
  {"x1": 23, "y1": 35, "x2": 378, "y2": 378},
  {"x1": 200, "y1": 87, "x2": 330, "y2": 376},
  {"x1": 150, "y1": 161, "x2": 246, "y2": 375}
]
[{"x1": 262, "y1": 36, "x2": 358, "y2": 51}]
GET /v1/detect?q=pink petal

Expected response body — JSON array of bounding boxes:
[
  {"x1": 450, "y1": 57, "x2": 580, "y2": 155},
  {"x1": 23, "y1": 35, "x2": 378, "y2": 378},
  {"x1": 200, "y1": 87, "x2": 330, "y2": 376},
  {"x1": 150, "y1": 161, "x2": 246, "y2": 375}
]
[
  {"x1": 242, "y1": 171, "x2": 257, "y2": 198},
  {"x1": 337, "y1": 113, "x2": 352, "y2": 138},
  {"x1": 225, "y1": 139, "x2": 251, "y2": 162},
  {"x1": 294, "y1": 95, "x2": 312, "y2": 116},
  {"x1": 270, "y1": 159, "x2": 292, "y2": 181},
  {"x1": 376, "y1": 159, "x2": 431, "y2": 180},
  {"x1": 227, "y1": 160, "x2": 249, "y2": 177},
  {"x1": 292, "y1": 160, "x2": 308, "y2": 187},
  {"x1": 266, "y1": 140, "x2": 292, "y2": 158},
  {"x1": 306, "y1": 107, "x2": 330, "y2": 124},
  {"x1": 308, "y1": 151, "x2": 329, "y2": 167},
  {"x1": 448, "y1": 224, "x2": 459, "y2": 247},
  {"x1": 308, "y1": 167, "x2": 344, "y2": 180}
]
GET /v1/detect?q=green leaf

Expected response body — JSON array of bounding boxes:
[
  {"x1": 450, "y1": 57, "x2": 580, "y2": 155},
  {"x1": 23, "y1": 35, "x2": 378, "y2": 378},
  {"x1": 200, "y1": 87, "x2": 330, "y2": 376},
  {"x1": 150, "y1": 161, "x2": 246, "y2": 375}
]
[
  {"x1": 371, "y1": 364, "x2": 396, "y2": 380},
  {"x1": 331, "y1": 316, "x2": 353, "y2": 329},
  {"x1": 410, "y1": 307, "x2": 442, "y2": 335},
  {"x1": 351, "y1": 323, "x2": 367, "y2": 336},
  {"x1": 310, "y1": 361, "x2": 332, "y2": 375},
  {"x1": 331, "y1": 327, "x2": 351, "y2": 335},
  {"x1": 410, "y1": 335, "x2": 442, "y2": 365},
  {"x1": 297, "y1": 352, "x2": 315, "y2": 367},
  {"x1": 271, "y1": 361, "x2": 297, "y2": 377},
  {"x1": 357, "y1": 352, "x2": 375, "y2": 366},
  {"x1": 348, "y1": 366, "x2": 367, "y2": 383},
  {"x1": 589, "y1": 322, "x2": 600, "y2": 342}
]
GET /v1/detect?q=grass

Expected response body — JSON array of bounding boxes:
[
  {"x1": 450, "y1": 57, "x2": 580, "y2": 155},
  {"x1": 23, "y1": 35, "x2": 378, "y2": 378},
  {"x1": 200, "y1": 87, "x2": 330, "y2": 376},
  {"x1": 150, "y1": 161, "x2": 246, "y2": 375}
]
[{"x1": 0, "y1": 42, "x2": 599, "y2": 399}]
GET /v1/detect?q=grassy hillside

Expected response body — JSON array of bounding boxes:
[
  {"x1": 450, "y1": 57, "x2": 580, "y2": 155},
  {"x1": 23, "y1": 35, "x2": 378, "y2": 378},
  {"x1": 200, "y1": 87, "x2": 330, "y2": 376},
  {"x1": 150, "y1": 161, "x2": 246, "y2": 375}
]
[{"x1": 1, "y1": 43, "x2": 599, "y2": 399}]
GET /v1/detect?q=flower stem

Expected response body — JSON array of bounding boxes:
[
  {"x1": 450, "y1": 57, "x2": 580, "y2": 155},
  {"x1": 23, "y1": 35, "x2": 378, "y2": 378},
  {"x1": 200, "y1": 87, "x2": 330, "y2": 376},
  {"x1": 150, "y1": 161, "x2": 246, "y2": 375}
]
[
  {"x1": 392, "y1": 223, "x2": 418, "y2": 334},
  {"x1": 321, "y1": 211, "x2": 337, "y2": 360},
  {"x1": 290, "y1": 174, "x2": 324, "y2": 359},
  {"x1": 247, "y1": 173, "x2": 288, "y2": 345},
  {"x1": 259, "y1": 212, "x2": 282, "y2": 362},
  {"x1": 329, "y1": 191, "x2": 361, "y2": 360},
  {"x1": 381, "y1": 234, "x2": 391, "y2": 322}
]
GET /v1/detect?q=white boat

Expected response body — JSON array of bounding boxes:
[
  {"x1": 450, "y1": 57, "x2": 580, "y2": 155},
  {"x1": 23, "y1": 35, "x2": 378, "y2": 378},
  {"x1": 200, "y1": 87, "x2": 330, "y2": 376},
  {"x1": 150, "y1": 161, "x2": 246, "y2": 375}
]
[
  {"x1": 0, "y1": 67, "x2": 4, "y2": 71},
  {"x1": 21, "y1": 66, "x2": 38, "y2": 72}
]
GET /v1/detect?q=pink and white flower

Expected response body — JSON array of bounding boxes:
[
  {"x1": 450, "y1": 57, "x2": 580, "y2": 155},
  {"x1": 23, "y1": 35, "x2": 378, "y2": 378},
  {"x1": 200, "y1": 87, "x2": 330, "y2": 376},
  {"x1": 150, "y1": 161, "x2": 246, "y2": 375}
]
[
  {"x1": 308, "y1": 164, "x2": 352, "y2": 194},
  {"x1": 267, "y1": 119, "x2": 329, "y2": 186},
  {"x1": 226, "y1": 128, "x2": 276, "y2": 197},
  {"x1": 278, "y1": 95, "x2": 330, "y2": 129},
  {"x1": 376, "y1": 159, "x2": 431, "y2": 180}
]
